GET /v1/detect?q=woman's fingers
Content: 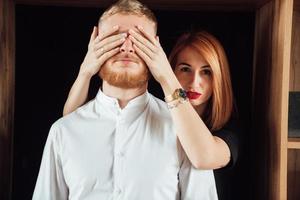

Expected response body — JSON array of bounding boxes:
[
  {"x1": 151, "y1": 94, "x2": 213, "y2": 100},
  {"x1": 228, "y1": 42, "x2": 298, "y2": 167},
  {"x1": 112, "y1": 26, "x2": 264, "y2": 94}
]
[
  {"x1": 94, "y1": 33, "x2": 126, "y2": 51},
  {"x1": 129, "y1": 29, "x2": 156, "y2": 53},
  {"x1": 97, "y1": 47, "x2": 120, "y2": 63},
  {"x1": 133, "y1": 44, "x2": 151, "y2": 64},
  {"x1": 92, "y1": 25, "x2": 126, "y2": 60},
  {"x1": 97, "y1": 25, "x2": 120, "y2": 41},
  {"x1": 136, "y1": 25, "x2": 158, "y2": 46},
  {"x1": 89, "y1": 26, "x2": 98, "y2": 43},
  {"x1": 95, "y1": 38, "x2": 125, "y2": 58},
  {"x1": 88, "y1": 27, "x2": 98, "y2": 50},
  {"x1": 129, "y1": 35, "x2": 154, "y2": 58}
]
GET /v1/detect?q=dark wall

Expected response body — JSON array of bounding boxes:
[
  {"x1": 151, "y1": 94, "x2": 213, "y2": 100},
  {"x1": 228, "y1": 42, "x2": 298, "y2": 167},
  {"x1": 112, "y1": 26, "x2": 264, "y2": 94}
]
[{"x1": 14, "y1": 5, "x2": 255, "y2": 200}]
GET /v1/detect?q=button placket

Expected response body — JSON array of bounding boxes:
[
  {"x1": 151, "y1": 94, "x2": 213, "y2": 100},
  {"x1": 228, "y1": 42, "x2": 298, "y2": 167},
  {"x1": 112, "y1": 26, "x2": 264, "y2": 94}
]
[{"x1": 113, "y1": 112, "x2": 125, "y2": 197}]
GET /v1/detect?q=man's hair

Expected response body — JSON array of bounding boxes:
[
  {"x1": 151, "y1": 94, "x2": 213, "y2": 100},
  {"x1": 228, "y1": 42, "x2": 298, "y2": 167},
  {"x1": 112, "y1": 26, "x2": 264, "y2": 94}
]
[
  {"x1": 169, "y1": 31, "x2": 234, "y2": 131},
  {"x1": 98, "y1": 0, "x2": 157, "y2": 33}
]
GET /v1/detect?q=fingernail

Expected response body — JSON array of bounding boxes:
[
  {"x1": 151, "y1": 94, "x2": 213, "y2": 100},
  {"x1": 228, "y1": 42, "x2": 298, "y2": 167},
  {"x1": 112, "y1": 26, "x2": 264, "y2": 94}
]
[
  {"x1": 138, "y1": 25, "x2": 143, "y2": 30},
  {"x1": 113, "y1": 25, "x2": 119, "y2": 29},
  {"x1": 121, "y1": 33, "x2": 127, "y2": 37}
]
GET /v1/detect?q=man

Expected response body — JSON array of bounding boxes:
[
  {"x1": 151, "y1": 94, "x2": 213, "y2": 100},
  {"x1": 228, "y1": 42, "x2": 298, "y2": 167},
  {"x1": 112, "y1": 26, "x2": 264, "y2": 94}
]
[{"x1": 33, "y1": 0, "x2": 218, "y2": 199}]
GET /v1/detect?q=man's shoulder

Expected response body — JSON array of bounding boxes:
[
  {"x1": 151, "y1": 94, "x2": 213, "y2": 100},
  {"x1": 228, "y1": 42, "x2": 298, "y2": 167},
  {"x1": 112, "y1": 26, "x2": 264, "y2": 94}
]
[
  {"x1": 49, "y1": 114, "x2": 75, "y2": 136},
  {"x1": 148, "y1": 94, "x2": 168, "y2": 112},
  {"x1": 148, "y1": 93, "x2": 172, "y2": 120},
  {"x1": 51, "y1": 99, "x2": 98, "y2": 130}
]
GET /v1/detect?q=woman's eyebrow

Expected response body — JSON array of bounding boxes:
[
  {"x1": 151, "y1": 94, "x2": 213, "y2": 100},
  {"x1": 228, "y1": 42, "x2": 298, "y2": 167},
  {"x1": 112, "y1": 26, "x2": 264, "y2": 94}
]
[
  {"x1": 201, "y1": 65, "x2": 211, "y2": 69},
  {"x1": 178, "y1": 62, "x2": 191, "y2": 66}
]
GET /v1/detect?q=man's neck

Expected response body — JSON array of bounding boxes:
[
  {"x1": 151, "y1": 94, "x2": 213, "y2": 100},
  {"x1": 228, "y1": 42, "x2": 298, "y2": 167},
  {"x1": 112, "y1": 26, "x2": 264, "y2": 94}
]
[{"x1": 102, "y1": 81, "x2": 148, "y2": 109}]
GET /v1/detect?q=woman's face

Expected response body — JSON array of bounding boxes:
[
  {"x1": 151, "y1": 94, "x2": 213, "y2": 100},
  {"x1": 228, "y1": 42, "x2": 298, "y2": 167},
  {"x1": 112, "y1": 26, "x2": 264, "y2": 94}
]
[{"x1": 174, "y1": 46, "x2": 213, "y2": 112}]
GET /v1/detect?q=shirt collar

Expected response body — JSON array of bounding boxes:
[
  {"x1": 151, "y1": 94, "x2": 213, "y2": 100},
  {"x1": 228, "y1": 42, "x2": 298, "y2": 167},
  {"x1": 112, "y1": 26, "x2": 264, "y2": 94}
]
[{"x1": 95, "y1": 89, "x2": 150, "y2": 119}]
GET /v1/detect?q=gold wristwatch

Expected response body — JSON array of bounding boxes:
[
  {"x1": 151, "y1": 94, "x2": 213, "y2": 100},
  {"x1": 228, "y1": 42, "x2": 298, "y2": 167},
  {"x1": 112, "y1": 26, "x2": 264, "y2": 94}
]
[{"x1": 164, "y1": 88, "x2": 188, "y2": 103}]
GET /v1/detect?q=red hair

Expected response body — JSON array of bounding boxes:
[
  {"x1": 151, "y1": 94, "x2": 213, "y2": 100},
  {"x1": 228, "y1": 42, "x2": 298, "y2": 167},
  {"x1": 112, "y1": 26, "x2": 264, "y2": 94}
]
[{"x1": 169, "y1": 31, "x2": 233, "y2": 131}]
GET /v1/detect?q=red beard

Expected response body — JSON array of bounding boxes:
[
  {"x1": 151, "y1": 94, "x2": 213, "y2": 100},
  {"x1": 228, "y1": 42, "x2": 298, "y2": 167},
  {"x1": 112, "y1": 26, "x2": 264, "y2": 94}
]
[{"x1": 99, "y1": 63, "x2": 150, "y2": 89}]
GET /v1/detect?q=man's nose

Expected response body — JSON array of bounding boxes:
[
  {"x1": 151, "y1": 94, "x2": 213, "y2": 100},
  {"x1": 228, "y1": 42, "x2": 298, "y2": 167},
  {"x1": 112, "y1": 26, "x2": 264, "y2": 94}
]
[{"x1": 120, "y1": 38, "x2": 135, "y2": 53}]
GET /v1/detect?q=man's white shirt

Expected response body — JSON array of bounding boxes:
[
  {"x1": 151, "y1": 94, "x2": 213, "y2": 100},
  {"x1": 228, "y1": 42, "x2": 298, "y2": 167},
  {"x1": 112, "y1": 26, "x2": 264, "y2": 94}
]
[{"x1": 33, "y1": 90, "x2": 218, "y2": 200}]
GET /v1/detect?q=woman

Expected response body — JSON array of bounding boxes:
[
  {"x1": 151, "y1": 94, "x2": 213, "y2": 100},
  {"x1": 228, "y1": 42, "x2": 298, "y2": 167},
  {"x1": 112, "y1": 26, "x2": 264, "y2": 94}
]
[
  {"x1": 166, "y1": 31, "x2": 238, "y2": 169},
  {"x1": 63, "y1": 28, "x2": 238, "y2": 170}
]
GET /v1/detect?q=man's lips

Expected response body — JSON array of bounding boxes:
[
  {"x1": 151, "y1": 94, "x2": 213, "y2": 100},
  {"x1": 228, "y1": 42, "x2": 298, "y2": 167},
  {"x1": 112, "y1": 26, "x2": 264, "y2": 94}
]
[
  {"x1": 119, "y1": 59, "x2": 133, "y2": 62},
  {"x1": 116, "y1": 58, "x2": 137, "y2": 63},
  {"x1": 186, "y1": 91, "x2": 201, "y2": 100}
]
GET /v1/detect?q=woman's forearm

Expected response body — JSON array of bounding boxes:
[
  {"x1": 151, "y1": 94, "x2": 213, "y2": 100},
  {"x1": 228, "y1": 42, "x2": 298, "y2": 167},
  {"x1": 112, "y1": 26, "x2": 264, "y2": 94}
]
[
  {"x1": 63, "y1": 26, "x2": 125, "y2": 116},
  {"x1": 63, "y1": 73, "x2": 91, "y2": 116},
  {"x1": 161, "y1": 75, "x2": 231, "y2": 169}
]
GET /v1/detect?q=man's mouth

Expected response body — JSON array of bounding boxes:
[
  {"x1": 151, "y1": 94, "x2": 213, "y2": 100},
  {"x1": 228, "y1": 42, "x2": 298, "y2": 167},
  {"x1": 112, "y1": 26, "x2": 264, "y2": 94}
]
[
  {"x1": 115, "y1": 57, "x2": 138, "y2": 64},
  {"x1": 186, "y1": 91, "x2": 201, "y2": 100},
  {"x1": 114, "y1": 52, "x2": 140, "y2": 64},
  {"x1": 119, "y1": 58, "x2": 133, "y2": 61}
]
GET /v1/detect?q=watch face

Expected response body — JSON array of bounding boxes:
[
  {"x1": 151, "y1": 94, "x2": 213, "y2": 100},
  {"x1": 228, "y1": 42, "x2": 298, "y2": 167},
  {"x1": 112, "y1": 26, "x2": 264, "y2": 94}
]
[
  {"x1": 178, "y1": 88, "x2": 188, "y2": 99},
  {"x1": 165, "y1": 88, "x2": 188, "y2": 103}
]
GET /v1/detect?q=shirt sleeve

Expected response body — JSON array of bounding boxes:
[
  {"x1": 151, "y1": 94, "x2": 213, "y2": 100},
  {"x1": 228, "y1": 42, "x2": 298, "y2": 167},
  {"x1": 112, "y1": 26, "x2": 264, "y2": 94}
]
[
  {"x1": 178, "y1": 148, "x2": 219, "y2": 200},
  {"x1": 32, "y1": 125, "x2": 68, "y2": 200}
]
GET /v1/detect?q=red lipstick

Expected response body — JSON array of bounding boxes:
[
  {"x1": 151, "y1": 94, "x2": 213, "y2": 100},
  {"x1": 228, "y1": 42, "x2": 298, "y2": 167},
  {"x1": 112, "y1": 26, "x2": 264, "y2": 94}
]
[{"x1": 187, "y1": 91, "x2": 201, "y2": 100}]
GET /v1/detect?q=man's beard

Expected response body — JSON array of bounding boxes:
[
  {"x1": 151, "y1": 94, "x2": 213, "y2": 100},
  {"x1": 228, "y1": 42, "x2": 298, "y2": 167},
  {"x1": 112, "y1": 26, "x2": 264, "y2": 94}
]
[{"x1": 99, "y1": 62, "x2": 150, "y2": 89}]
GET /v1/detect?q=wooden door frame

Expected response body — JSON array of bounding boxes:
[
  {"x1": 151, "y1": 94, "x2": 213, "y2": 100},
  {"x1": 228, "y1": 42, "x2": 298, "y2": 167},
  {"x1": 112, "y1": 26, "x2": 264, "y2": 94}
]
[
  {"x1": 0, "y1": 0, "x2": 15, "y2": 199},
  {"x1": 0, "y1": 0, "x2": 293, "y2": 199}
]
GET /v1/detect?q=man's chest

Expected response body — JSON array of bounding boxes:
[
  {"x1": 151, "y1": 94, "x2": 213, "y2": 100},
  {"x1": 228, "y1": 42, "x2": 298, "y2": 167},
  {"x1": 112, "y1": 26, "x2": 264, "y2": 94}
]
[{"x1": 59, "y1": 121, "x2": 180, "y2": 195}]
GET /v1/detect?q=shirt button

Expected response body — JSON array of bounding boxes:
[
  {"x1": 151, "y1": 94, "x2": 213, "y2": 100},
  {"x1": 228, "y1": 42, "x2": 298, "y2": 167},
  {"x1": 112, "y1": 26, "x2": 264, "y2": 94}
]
[
  {"x1": 117, "y1": 152, "x2": 124, "y2": 157},
  {"x1": 116, "y1": 188, "x2": 122, "y2": 194}
]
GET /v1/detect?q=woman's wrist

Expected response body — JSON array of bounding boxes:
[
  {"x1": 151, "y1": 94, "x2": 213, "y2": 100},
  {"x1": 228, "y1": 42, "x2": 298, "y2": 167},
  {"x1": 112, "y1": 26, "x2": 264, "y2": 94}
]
[
  {"x1": 160, "y1": 73, "x2": 182, "y2": 97},
  {"x1": 78, "y1": 70, "x2": 94, "y2": 80}
]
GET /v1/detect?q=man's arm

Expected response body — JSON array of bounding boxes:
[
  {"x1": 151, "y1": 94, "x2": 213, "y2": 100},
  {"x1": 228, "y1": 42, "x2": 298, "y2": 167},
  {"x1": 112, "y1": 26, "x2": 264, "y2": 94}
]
[
  {"x1": 32, "y1": 125, "x2": 68, "y2": 200},
  {"x1": 178, "y1": 145, "x2": 219, "y2": 200}
]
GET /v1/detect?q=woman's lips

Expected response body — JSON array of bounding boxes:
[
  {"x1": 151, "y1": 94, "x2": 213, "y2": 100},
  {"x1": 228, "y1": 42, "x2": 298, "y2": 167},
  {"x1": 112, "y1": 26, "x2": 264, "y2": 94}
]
[{"x1": 186, "y1": 91, "x2": 201, "y2": 100}]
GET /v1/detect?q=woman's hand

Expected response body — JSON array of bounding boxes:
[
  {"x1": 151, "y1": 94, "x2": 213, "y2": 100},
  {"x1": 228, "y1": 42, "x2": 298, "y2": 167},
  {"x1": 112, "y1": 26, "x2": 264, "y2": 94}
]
[
  {"x1": 79, "y1": 26, "x2": 127, "y2": 78},
  {"x1": 63, "y1": 26, "x2": 126, "y2": 116},
  {"x1": 128, "y1": 26, "x2": 175, "y2": 86}
]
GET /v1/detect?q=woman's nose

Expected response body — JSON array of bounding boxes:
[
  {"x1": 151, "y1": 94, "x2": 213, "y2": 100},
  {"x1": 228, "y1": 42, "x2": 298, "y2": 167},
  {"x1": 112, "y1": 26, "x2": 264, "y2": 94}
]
[{"x1": 189, "y1": 72, "x2": 202, "y2": 87}]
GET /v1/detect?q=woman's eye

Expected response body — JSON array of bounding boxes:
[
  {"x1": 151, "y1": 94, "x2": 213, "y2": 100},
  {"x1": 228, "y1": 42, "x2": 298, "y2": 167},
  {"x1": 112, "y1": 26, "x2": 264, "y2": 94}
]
[
  {"x1": 180, "y1": 67, "x2": 191, "y2": 72},
  {"x1": 202, "y1": 69, "x2": 211, "y2": 76}
]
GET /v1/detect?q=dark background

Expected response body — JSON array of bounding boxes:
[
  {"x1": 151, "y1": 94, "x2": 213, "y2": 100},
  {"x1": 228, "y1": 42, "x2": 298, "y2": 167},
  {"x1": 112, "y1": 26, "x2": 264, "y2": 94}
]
[{"x1": 14, "y1": 5, "x2": 255, "y2": 200}]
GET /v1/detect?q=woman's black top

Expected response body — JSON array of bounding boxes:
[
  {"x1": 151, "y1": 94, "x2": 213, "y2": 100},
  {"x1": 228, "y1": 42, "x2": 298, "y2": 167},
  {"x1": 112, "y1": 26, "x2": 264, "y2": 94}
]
[{"x1": 212, "y1": 117, "x2": 242, "y2": 200}]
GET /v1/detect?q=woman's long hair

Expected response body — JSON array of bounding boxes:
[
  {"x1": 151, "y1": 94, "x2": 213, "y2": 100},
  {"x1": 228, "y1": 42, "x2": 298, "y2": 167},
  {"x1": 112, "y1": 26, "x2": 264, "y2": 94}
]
[{"x1": 169, "y1": 31, "x2": 233, "y2": 131}]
